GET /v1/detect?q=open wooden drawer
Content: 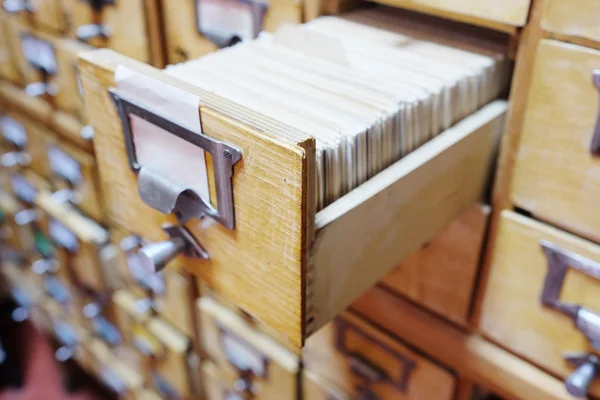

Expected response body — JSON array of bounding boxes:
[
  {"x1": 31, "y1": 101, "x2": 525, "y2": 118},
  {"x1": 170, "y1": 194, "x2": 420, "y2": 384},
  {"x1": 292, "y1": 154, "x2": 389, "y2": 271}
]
[{"x1": 79, "y1": 49, "x2": 505, "y2": 349}]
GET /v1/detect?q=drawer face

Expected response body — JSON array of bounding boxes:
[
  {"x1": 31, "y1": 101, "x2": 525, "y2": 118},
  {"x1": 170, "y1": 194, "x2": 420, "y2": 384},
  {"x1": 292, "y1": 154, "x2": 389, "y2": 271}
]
[
  {"x1": 479, "y1": 211, "x2": 600, "y2": 398},
  {"x1": 542, "y1": 0, "x2": 600, "y2": 45},
  {"x1": 511, "y1": 40, "x2": 600, "y2": 243},
  {"x1": 43, "y1": 138, "x2": 103, "y2": 222},
  {"x1": 303, "y1": 371, "x2": 350, "y2": 400},
  {"x1": 381, "y1": 203, "x2": 489, "y2": 325},
  {"x1": 30, "y1": 0, "x2": 67, "y2": 33},
  {"x1": 304, "y1": 313, "x2": 456, "y2": 400},
  {"x1": 0, "y1": 16, "x2": 21, "y2": 84},
  {"x1": 64, "y1": 0, "x2": 156, "y2": 65},
  {"x1": 161, "y1": 0, "x2": 302, "y2": 64},
  {"x1": 1, "y1": 111, "x2": 52, "y2": 178},
  {"x1": 54, "y1": 39, "x2": 92, "y2": 122},
  {"x1": 366, "y1": 0, "x2": 530, "y2": 29},
  {"x1": 154, "y1": 270, "x2": 196, "y2": 338},
  {"x1": 198, "y1": 297, "x2": 300, "y2": 398}
]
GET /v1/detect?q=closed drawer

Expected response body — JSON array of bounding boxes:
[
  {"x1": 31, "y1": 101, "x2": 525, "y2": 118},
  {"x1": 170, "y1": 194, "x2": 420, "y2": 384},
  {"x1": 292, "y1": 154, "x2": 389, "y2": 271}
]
[
  {"x1": 198, "y1": 296, "x2": 300, "y2": 399},
  {"x1": 2, "y1": 0, "x2": 68, "y2": 34},
  {"x1": 1, "y1": 109, "x2": 52, "y2": 178},
  {"x1": 79, "y1": 50, "x2": 504, "y2": 349},
  {"x1": 364, "y1": 0, "x2": 531, "y2": 31},
  {"x1": 161, "y1": 0, "x2": 302, "y2": 64},
  {"x1": 43, "y1": 136, "x2": 104, "y2": 222},
  {"x1": 511, "y1": 39, "x2": 600, "y2": 243},
  {"x1": 62, "y1": 0, "x2": 163, "y2": 67},
  {"x1": 36, "y1": 191, "x2": 111, "y2": 292},
  {"x1": 478, "y1": 210, "x2": 600, "y2": 398},
  {"x1": 381, "y1": 203, "x2": 489, "y2": 326},
  {"x1": 0, "y1": 15, "x2": 21, "y2": 84},
  {"x1": 304, "y1": 312, "x2": 456, "y2": 400},
  {"x1": 542, "y1": 0, "x2": 600, "y2": 46},
  {"x1": 153, "y1": 270, "x2": 197, "y2": 339}
]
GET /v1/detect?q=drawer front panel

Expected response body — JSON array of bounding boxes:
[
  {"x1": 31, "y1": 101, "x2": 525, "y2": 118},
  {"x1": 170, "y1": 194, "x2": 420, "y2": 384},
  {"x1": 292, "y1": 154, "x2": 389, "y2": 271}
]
[
  {"x1": 198, "y1": 296, "x2": 300, "y2": 398},
  {"x1": 479, "y1": 210, "x2": 600, "y2": 398},
  {"x1": 64, "y1": 0, "x2": 160, "y2": 66},
  {"x1": 542, "y1": 0, "x2": 600, "y2": 46},
  {"x1": 511, "y1": 39, "x2": 600, "y2": 243},
  {"x1": 367, "y1": 0, "x2": 530, "y2": 30},
  {"x1": 0, "y1": 15, "x2": 21, "y2": 84},
  {"x1": 161, "y1": 0, "x2": 302, "y2": 64},
  {"x1": 304, "y1": 313, "x2": 456, "y2": 400},
  {"x1": 381, "y1": 203, "x2": 489, "y2": 325},
  {"x1": 54, "y1": 39, "x2": 92, "y2": 122}
]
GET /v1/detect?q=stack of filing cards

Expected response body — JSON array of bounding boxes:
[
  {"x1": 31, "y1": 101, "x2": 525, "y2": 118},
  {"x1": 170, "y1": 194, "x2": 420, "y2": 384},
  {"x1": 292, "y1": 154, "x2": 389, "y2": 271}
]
[{"x1": 166, "y1": 7, "x2": 510, "y2": 211}]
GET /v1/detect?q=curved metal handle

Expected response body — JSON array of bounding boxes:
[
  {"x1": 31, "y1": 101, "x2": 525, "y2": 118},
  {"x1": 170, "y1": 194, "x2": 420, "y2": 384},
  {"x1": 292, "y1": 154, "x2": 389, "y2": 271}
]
[{"x1": 76, "y1": 23, "x2": 111, "y2": 42}]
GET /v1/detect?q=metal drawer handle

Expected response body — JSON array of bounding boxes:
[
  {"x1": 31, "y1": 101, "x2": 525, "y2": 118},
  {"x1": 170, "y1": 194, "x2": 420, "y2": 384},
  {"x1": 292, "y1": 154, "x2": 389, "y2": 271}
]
[
  {"x1": 540, "y1": 240, "x2": 600, "y2": 397},
  {"x1": 136, "y1": 225, "x2": 208, "y2": 274},
  {"x1": 3, "y1": 0, "x2": 34, "y2": 13},
  {"x1": 76, "y1": 23, "x2": 111, "y2": 42},
  {"x1": 1, "y1": 151, "x2": 30, "y2": 168},
  {"x1": 24, "y1": 82, "x2": 58, "y2": 98}
]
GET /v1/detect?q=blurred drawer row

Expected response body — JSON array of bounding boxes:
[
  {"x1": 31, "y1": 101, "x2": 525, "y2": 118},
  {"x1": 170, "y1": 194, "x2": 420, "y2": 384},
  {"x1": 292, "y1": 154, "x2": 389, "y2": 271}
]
[{"x1": 0, "y1": 0, "x2": 303, "y2": 69}]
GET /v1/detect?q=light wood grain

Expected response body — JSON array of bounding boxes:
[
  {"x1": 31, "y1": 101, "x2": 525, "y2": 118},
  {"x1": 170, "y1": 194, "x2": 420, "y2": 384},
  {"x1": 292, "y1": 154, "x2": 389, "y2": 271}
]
[
  {"x1": 30, "y1": 0, "x2": 67, "y2": 33},
  {"x1": 198, "y1": 296, "x2": 300, "y2": 398},
  {"x1": 381, "y1": 203, "x2": 490, "y2": 326},
  {"x1": 156, "y1": 270, "x2": 197, "y2": 339},
  {"x1": 50, "y1": 109, "x2": 94, "y2": 154},
  {"x1": 352, "y1": 285, "x2": 576, "y2": 400},
  {"x1": 309, "y1": 101, "x2": 505, "y2": 335},
  {"x1": 367, "y1": 0, "x2": 530, "y2": 32},
  {"x1": 542, "y1": 0, "x2": 600, "y2": 50},
  {"x1": 63, "y1": 0, "x2": 161, "y2": 65},
  {"x1": 54, "y1": 38, "x2": 93, "y2": 123},
  {"x1": 79, "y1": 49, "x2": 311, "y2": 348},
  {"x1": 304, "y1": 312, "x2": 456, "y2": 399},
  {"x1": 161, "y1": 0, "x2": 302, "y2": 64},
  {"x1": 477, "y1": 210, "x2": 600, "y2": 398},
  {"x1": 0, "y1": 15, "x2": 22, "y2": 84},
  {"x1": 0, "y1": 80, "x2": 52, "y2": 125},
  {"x1": 303, "y1": 370, "x2": 350, "y2": 400},
  {"x1": 511, "y1": 40, "x2": 600, "y2": 244}
]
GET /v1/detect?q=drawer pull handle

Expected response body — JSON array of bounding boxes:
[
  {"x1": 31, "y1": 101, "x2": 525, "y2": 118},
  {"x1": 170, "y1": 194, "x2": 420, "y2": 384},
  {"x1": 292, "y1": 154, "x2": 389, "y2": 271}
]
[
  {"x1": 76, "y1": 23, "x2": 111, "y2": 42},
  {"x1": 591, "y1": 70, "x2": 600, "y2": 155},
  {"x1": 1, "y1": 151, "x2": 30, "y2": 168},
  {"x1": 24, "y1": 82, "x2": 58, "y2": 98},
  {"x1": 110, "y1": 90, "x2": 242, "y2": 229},
  {"x1": 80, "y1": 125, "x2": 94, "y2": 141},
  {"x1": 137, "y1": 225, "x2": 208, "y2": 274},
  {"x1": 3, "y1": 0, "x2": 34, "y2": 13},
  {"x1": 10, "y1": 286, "x2": 31, "y2": 322},
  {"x1": 540, "y1": 241, "x2": 600, "y2": 397},
  {"x1": 53, "y1": 321, "x2": 79, "y2": 361},
  {"x1": 565, "y1": 353, "x2": 600, "y2": 398}
]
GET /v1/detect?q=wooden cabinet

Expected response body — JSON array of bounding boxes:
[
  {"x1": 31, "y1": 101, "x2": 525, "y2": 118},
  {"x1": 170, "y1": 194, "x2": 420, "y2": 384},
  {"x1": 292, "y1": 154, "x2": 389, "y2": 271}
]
[
  {"x1": 478, "y1": 210, "x2": 600, "y2": 398},
  {"x1": 2, "y1": 0, "x2": 68, "y2": 34},
  {"x1": 511, "y1": 39, "x2": 600, "y2": 244},
  {"x1": 381, "y1": 203, "x2": 490, "y2": 325},
  {"x1": 79, "y1": 49, "x2": 505, "y2": 349}
]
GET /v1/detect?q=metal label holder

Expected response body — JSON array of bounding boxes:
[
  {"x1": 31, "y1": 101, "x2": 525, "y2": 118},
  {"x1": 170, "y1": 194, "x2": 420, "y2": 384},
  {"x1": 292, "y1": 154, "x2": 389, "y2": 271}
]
[
  {"x1": 590, "y1": 70, "x2": 600, "y2": 155},
  {"x1": 334, "y1": 318, "x2": 417, "y2": 396},
  {"x1": 20, "y1": 33, "x2": 58, "y2": 97},
  {"x1": 195, "y1": 0, "x2": 268, "y2": 48},
  {"x1": 109, "y1": 89, "x2": 242, "y2": 230},
  {"x1": 540, "y1": 240, "x2": 600, "y2": 397}
]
